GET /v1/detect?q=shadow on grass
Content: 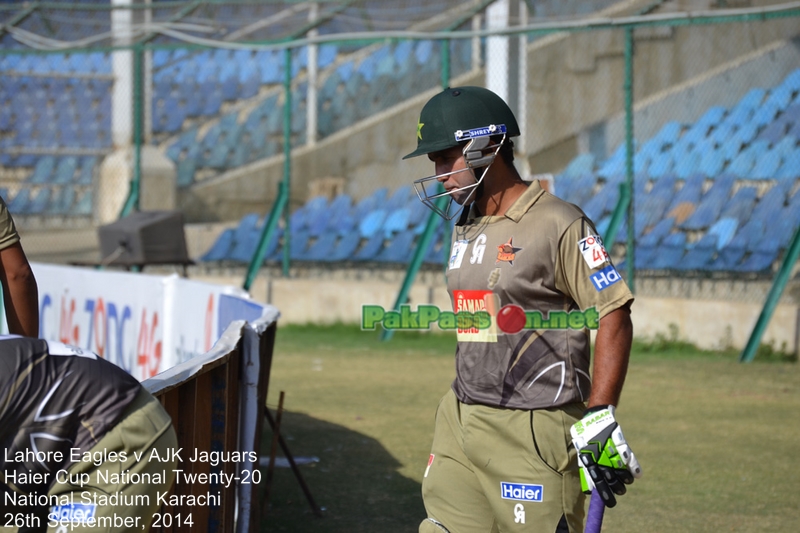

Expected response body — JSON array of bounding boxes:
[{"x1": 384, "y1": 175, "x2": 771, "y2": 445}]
[{"x1": 258, "y1": 410, "x2": 424, "y2": 533}]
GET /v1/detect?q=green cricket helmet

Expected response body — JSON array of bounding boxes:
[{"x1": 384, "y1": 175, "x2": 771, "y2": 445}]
[
  {"x1": 404, "y1": 86, "x2": 520, "y2": 220},
  {"x1": 403, "y1": 86, "x2": 520, "y2": 160}
]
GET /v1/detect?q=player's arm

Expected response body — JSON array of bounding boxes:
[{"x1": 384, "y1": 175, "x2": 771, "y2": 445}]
[
  {"x1": 0, "y1": 241, "x2": 39, "y2": 337},
  {"x1": 587, "y1": 302, "x2": 632, "y2": 408}
]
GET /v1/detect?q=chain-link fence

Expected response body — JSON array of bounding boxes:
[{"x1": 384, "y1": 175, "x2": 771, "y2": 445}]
[{"x1": 0, "y1": 1, "x2": 798, "y2": 299}]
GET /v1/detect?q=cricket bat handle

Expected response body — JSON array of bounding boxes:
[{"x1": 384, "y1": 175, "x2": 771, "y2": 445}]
[{"x1": 585, "y1": 491, "x2": 605, "y2": 533}]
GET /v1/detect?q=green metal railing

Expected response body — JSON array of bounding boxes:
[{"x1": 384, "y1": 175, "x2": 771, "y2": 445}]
[{"x1": 740, "y1": 224, "x2": 800, "y2": 363}]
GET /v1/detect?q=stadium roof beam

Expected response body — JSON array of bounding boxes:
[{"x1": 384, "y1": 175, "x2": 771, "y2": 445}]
[
  {"x1": 223, "y1": 2, "x2": 312, "y2": 42},
  {"x1": 134, "y1": 0, "x2": 204, "y2": 46},
  {"x1": 0, "y1": 4, "x2": 36, "y2": 40},
  {"x1": 283, "y1": 0, "x2": 360, "y2": 41}
]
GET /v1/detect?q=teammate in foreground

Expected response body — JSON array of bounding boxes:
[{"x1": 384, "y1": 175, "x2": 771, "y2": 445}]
[
  {"x1": 0, "y1": 196, "x2": 39, "y2": 337},
  {"x1": 404, "y1": 86, "x2": 641, "y2": 532},
  {"x1": 0, "y1": 335, "x2": 177, "y2": 532}
]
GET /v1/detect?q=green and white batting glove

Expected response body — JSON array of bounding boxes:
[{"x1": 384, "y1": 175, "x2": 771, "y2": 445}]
[{"x1": 570, "y1": 405, "x2": 642, "y2": 508}]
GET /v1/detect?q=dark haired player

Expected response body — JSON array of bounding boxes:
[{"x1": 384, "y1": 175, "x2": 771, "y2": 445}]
[{"x1": 404, "y1": 86, "x2": 641, "y2": 533}]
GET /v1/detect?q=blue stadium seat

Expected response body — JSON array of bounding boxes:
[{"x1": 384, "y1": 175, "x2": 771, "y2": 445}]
[
  {"x1": 597, "y1": 145, "x2": 626, "y2": 179},
  {"x1": 25, "y1": 188, "x2": 51, "y2": 215},
  {"x1": 27, "y1": 156, "x2": 55, "y2": 184},
  {"x1": 53, "y1": 157, "x2": 78, "y2": 185},
  {"x1": 650, "y1": 232, "x2": 686, "y2": 270},
  {"x1": 301, "y1": 231, "x2": 338, "y2": 262},
  {"x1": 698, "y1": 148, "x2": 725, "y2": 177},
  {"x1": 680, "y1": 174, "x2": 735, "y2": 230},
  {"x1": 707, "y1": 217, "x2": 739, "y2": 250},
  {"x1": 227, "y1": 213, "x2": 262, "y2": 262},
  {"x1": 678, "y1": 234, "x2": 717, "y2": 270},
  {"x1": 7, "y1": 188, "x2": 31, "y2": 214},
  {"x1": 559, "y1": 174, "x2": 596, "y2": 207},
  {"x1": 305, "y1": 197, "x2": 332, "y2": 238},
  {"x1": 735, "y1": 88, "x2": 766, "y2": 112},
  {"x1": 636, "y1": 174, "x2": 675, "y2": 229},
  {"x1": 775, "y1": 149, "x2": 800, "y2": 179},
  {"x1": 582, "y1": 180, "x2": 619, "y2": 222},
  {"x1": 383, "y1": 208, "x2": 411, "y2": 237},
  {"x1": 48, "y1": 185, "x2": 75, "y2": 215},
  {"x1": 73, "y1": 190, "x2": 92, "y2": 216},
  {"x1": 711, "y1": 236, "x2": 747, "y2": 271},
  {"x1": 288, "y1": 230, "x2": 312, "y2": 260},
  {"x1": 752, "y1": 102, "x2": 781, "y2": 130},
  {"x1": 647, "y1": 151, "x2": 673, "y2": 178},
  {"x1": 728, "y1": 140, "x2": 769, "y2": 178},
  {"x1": 764, "y1": 84, "x2": 794, "y2": 111},
  {"x1": 354, "y1": 232, "x2": 385, "y2": 261},
  {"x1": 666, "y1": 173, "x2": 704, "y2": 215},
  {"x1": 358, "y1": 209, "x2": 388, "y2": 238},
  {"x1": 376, "y1": 232, "x2": 416, "y2": 263},
  {"x1": 752, "y1": 149, "x2": 783, "y2": 178},
  {"x1": 780, "y1": 69, "x2": 800, "y2": 92},
  {"x1": 328, "y1": 232, "x2": 361, "y2": 261},
  {"x1": 736, "y1": 246, "x2": 778, "y2": 273},
  {"x1": 200, "y1": 228, "x2": 235, "y2": 262},
  {"x1": 653, "y1": 121, "x2": 682, "y2": 147},
  {"x1": 672, "y1": 149, "x2": 701, "y2": 179},
  {"x1": 718, "y1": 186, "x2": 757, "y2": 225},
  {"x1": 639, "y1": 217, "x2": 675, "y2": 247}
]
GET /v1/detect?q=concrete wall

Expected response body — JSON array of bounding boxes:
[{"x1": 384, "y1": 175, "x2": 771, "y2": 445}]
[
  {"x1": 177, "y1": 1, "x2": 799, "y2": 223},
  {"x1": 188, "y1": 267, "x2": 799, "y2": 355}
]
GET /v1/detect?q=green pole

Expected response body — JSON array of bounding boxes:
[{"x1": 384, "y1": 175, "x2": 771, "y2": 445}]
[
  {"x1": 119, "y1": 43, "x2": 143, "y2": 218},
  {"x1": 380, "y1": 194, "x2": 448, "y2": 342},
  {"x1": 603, "y1": 182, "x2": 631, "y2": 248},
  {"x1": 440, "y1": 39, "x2": 450, "y2": 90},
  {"x1": 281, "y1": 47, "x2": 293, "y2": 278},
  {"x1": 243, "y1": 183, "x2": 289, "y2": 291},
  {"x1": 740, "y1": 224, "x2": 800, "y2": 362},
  {"x1": 381, "y1": 54, "x2": 452, "y2": 342},
  {"x1": 623, "y1": 27, "x2": 635, "y2": 293}
]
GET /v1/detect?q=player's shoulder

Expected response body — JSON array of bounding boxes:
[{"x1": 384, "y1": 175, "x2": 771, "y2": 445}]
[{"x1": 525, "y1": 191, "x2": 590, "y2": 232}]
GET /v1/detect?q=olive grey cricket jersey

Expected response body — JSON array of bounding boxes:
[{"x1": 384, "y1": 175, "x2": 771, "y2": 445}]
[
  {"x1": 0, "y1": 335, "x2": 142, "y2": 495},
  {"x1": 446, "y1": 181, "x2": 634, "y2": 410}
]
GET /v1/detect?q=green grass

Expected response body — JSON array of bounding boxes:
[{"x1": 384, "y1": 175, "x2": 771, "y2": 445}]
[{"x1": 260, "y1": 324, "x2": 800, "y2": 533}]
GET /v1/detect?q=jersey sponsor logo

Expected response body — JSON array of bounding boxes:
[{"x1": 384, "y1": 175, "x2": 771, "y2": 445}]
[
  {"x1": 578, "y1": 235, "x2": 609, "y2": 269},
  {"x1": 500, "y1": 482, "x2": 543, "y2": 502},
  {"x1": 495, "y1": 237, "x2": 521, "y2": 265},
  {"x1": 453, "y1": 290, "x2": 497, "y2": 343},
  {"x1": 449, "y1": 239, "x2": 469, "y2": 270},
  {"x1": 49, "y1": 503, "x2": 97, "y2": 523},
  {"x1": 454, "y1": 123, "x2": 507, "y2": 141},
  {"x1": 590, "y1": 264, "x2": 621, "y2": 291},
  {"x1": 470, "y1": 234, "x2": 487, "y2": 265}
]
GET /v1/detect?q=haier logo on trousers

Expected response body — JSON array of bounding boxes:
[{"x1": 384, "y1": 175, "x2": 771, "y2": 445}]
[
  {"x1": 500, "y1": 482, "x2": 543, "y2": 502},
  {"x1": 590, "y1": 265, "x2": 621, "y2": 291}
]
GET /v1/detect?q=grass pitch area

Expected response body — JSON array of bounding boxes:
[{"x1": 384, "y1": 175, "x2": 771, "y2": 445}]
[{"x1": 260, "y1": 325, "x2": 799, "y2": 533}]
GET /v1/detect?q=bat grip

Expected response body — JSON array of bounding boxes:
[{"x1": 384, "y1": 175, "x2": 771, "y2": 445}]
[{"x1": 584, "y1": 491, "x2": 605, "y2": 533}]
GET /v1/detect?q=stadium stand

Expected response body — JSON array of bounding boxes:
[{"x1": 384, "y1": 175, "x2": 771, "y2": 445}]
[{"x1": 198, "y1": 66, "x2": 800, "y2": 274}]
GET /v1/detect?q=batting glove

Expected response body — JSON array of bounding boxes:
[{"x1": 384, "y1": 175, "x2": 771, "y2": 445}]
[{"x1": 570, "y1": 405, "x2": 642, "y2": 508}]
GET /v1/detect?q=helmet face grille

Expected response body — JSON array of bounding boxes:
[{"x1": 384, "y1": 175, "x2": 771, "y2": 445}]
[
  {"x1": 411, "y1": 133, "x2": 506, "y2": 221},
  {"x1": 403, "y1": 86, "x2": 520, "y2": 160}
]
